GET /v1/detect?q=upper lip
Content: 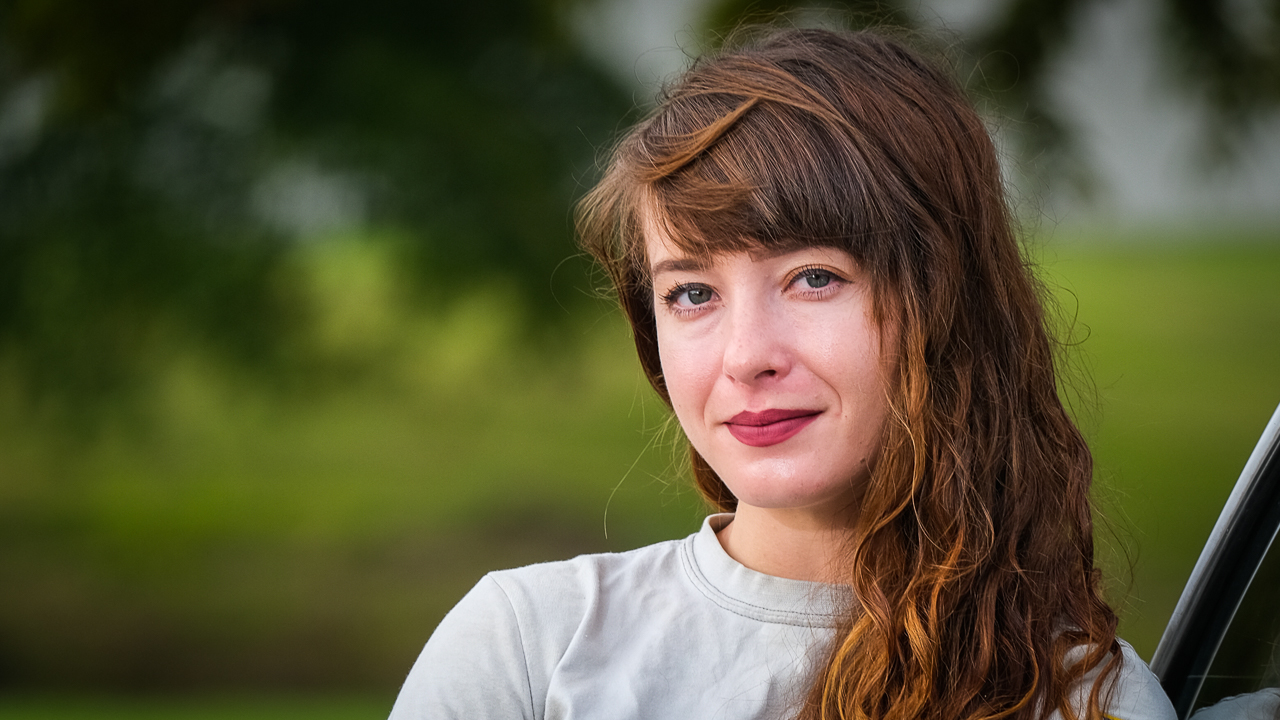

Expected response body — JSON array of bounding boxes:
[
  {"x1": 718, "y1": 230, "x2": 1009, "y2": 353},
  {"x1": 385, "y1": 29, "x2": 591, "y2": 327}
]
[{"x1": 727, "y1": 408, "x2": 821, "y2": 426}]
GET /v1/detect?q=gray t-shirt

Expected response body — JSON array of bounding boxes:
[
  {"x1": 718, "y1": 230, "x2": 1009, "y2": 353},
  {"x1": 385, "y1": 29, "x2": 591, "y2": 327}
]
[{"x1": 390, "y1": 515, "x2": 1176, "y2": 720}]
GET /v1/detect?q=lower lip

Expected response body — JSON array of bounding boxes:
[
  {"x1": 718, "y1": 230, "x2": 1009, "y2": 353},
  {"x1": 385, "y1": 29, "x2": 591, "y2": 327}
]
[{"x1": 726, "y1": 414, "x2": 819, "y2": 447}]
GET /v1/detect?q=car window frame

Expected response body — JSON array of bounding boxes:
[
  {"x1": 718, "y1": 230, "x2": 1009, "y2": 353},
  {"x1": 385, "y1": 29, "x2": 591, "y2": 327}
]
[{"x1": 1150, "y1": 403, "x2": 1280, "y2": 718}]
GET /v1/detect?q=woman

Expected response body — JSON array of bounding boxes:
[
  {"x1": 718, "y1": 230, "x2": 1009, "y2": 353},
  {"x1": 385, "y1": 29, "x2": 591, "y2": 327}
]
[{"x1": 390, "y1": 27, "x2": 1177, "y2": 720}]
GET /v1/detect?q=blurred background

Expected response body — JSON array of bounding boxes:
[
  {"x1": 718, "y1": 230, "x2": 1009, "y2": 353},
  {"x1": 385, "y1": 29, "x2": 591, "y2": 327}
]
[{"x1": 0, "y1": 0, "x2": 1277, "y2": 716}]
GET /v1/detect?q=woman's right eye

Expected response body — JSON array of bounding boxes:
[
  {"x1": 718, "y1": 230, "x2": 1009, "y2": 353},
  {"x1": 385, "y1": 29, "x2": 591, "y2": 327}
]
[{"x1": 662, "y1": 283, "x2": 715, "y2": 310}]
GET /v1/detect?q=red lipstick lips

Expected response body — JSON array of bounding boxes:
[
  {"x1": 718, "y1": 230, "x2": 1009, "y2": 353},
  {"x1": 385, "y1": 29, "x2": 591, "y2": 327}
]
[{"x1": 725, "y1": 408, "x2": 820, "y2": 447}]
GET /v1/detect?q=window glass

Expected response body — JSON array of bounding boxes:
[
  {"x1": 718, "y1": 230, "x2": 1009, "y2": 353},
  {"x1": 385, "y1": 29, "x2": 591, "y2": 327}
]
[{"x1": 1190, "y1": 536, "x2": 1280, "y2": 719}]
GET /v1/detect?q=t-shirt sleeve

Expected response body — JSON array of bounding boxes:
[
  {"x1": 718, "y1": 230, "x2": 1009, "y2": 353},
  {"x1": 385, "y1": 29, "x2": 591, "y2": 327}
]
[
  {"x1": 1099, "y1": 641, "x2": 1178, "y2": 720},
  {"x1": 389, "y1": 574, "x2": 535, "y2": 720},
  {"x1": 1050, "y1": 640, "x2": 1176, "y2": 720}
]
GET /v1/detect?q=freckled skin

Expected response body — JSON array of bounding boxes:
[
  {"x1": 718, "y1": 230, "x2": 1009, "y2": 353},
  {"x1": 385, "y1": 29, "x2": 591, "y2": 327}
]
[{"x1": 648, "y1": 229, "x2": 894, "y2": 580}]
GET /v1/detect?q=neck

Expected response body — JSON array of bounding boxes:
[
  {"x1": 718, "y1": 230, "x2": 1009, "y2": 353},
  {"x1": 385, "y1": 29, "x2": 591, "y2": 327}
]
[{"x1": 714, "y1": 504, "x2": 857, "y2": 584}]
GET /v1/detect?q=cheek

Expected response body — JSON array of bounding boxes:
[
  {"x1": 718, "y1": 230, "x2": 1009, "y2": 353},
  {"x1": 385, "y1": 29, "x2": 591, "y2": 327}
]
[
  {"x1": 656, "y1": 330, "x2": 719, "y2": 421},
  {"x1": 821, "y1": 313, "x2": 892, "y2": 428},
  {"x1": 808, "y1": 308, "x2": 881, "y2": 379}
]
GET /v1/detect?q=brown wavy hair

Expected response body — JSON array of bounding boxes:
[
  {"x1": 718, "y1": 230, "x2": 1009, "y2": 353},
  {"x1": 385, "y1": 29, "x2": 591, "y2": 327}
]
[{"x1": 577, "y1": 27, "x2": 1120, "y2": 720}]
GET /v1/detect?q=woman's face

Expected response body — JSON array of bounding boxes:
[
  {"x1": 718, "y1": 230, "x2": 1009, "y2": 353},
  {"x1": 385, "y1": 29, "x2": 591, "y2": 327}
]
[{"x1": 646, "y1": 225, "x2": 893, "y2": 520}]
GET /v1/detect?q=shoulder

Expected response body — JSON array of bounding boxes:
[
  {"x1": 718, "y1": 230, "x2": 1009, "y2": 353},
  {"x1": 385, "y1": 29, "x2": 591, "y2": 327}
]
[
  {"x1": 1050, "y1": 639, "x2": 1174, "y2": 720},
  {"x1": 388, "y1": 573, "x2": 534, "y2": 719},
  {"x1": 478, "y1": 537, "x2": 690, "y2": 660},
  {"x1": 486, "y1": 536, "x2": 687, "y2": 614},
  {"x1": 389, "y1": 538, "x2": 689, "y2": 720},
  {"x1": 1089, "y1": 640, "x2": 1177, "y2": 720}
]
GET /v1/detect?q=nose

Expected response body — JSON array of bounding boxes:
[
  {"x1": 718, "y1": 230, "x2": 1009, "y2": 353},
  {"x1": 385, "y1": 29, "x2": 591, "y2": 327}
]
[{"x1": 721, "y1": 296, "x2": 792, "y2": 385}]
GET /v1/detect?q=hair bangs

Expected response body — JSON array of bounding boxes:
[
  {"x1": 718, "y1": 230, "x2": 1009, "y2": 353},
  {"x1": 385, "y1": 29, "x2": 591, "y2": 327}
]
[{"x1": 636, "y1": 86, "x2": 889, "y2": 277}]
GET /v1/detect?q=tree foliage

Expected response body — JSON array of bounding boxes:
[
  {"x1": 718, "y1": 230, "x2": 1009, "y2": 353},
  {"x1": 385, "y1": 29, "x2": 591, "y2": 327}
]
[
  {"x1": 0, "y1": 0, "x2": 630, "y2": 405},
  {"x1": 703, "y1": 0, "x2": 1280, "y2": 173}
]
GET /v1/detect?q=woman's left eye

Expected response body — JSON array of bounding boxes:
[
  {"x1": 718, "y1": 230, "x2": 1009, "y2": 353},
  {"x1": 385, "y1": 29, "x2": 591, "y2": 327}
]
[{"x1": 792, "y1": 268, "x2": 841, "y2": 290}]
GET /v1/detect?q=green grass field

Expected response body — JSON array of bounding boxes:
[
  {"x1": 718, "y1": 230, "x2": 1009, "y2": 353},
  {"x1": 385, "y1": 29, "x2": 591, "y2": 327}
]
[
  {"x1": 1034, "y1": 233, "x2": 1280, "y2": 651},
  {"x1": 0, "y1": 695, "x2": 389, "y2": 720},
  {"x1": 1, "y1": 230, "x2": 1277, "y2": 716}
]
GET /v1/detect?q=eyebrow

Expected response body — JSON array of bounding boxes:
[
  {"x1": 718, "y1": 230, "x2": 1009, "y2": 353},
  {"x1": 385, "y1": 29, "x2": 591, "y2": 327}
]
[
  {"x1": 650, "y1": 257, "x2": 710, "y2": 275},
  {"x1": 649, "y1": 244, "x2": 821, "y2": 276}
]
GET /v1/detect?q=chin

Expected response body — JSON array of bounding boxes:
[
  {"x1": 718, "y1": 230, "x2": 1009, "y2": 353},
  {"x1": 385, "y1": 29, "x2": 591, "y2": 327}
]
[{"x1": 719, "y1": 461, "x2": 861, "y2": 514}]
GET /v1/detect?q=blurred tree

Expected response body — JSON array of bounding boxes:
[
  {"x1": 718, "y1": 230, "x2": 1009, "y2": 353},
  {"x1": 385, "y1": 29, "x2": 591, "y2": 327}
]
[
  {"x1": 0, "y1": 0, "x2": 631, "y2": 408},
  {"x1": 702, "y1": 0, "x2": 1280, "y2": 181},
  {"x1": 0, "y1": 0, "x2": 1275, "y2": 407}
]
